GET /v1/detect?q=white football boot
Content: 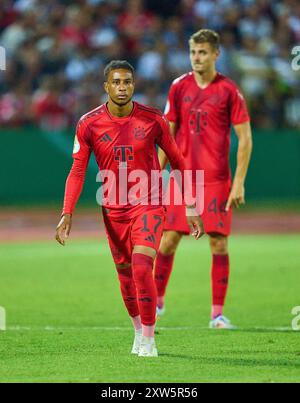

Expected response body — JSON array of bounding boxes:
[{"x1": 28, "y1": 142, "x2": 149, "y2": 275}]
[
  {"x1": 209, "y1": 315, "x2": 236, "y2": 330},
  {"x1": 156, "y1": 305, "x2": 166, "y2": 317},
  {"x1": 131, "y1": 330, "x2": 142, "y2": 354},
  {"x1": 138, "y1": 337, "x2": 158, "y2": 357}
]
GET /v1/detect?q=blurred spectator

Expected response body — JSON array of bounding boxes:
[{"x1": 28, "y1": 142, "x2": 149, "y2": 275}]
[
  {"x1": 238, "y1": 3, "x2": 273, "y2": 40},
  {"x1": 234, "y1": 36, "x2": 271, "y2": 97},
  {"x1": 65, "y1": 46, "x2": 103, "y2": 82},
  {"x1": 137, "y1": 42, "x2": 164, "y2": 81},
  {"x1": 31, "y1": 77, "x2": 71, "y2": 131},
  {"x1": 0, "y1": 81, "x2": 31, "y2": 126},
  {"x1": 216, "y1": 30, "x2": 236, "y2": 76},
  {"x1": 117, "y1": 0, "x2": 155, "y2": 55},
  {"x1": 0, "y1": 0, "x2": 299, "y2": 130}
]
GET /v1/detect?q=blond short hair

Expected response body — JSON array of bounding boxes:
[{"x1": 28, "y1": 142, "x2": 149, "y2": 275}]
[{"x1": 189, "y1": 29, "x2": 220, "y2": 50}]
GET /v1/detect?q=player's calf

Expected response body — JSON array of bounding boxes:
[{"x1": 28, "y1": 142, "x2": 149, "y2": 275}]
[
  {"x1": 116, "y1": 265, "x2": 140, "y2": 319},
  {"x1": 132, "y1": 252, "x2": 158, "y2": 355},
  {"x1": 209, "y1": 235, "x2": 230, "y2": 321},
  {"x1": 154, "y1": 231, "x2": 182, "y2": 313},
  {"x1": 132, "y1": 253, "x2": 157, "y2": 330}
]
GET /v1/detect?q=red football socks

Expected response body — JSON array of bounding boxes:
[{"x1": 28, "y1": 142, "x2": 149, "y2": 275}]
[
  {"x1": 132, "y1": 253, "x2": 157, "y2": 328},
  {"x1": 116, "y1": 266, "x2": 140, "y2": 319},
  {"x1": 154, "y1": 252, "x2": 175, "y2": 308},
  {"x1": 211, "y1": 254, "x2": 230, "y2": 319}
]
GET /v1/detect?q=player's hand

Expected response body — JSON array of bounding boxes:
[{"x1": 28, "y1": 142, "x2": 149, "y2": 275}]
[
  {"x1": 186, "y1": 206, "x2": 205, "y2": 240},
  {"x1": 226, "y1": 181, "x2": 245, "y2": 211},
  {"x1": 55, "y1": 214, "x2": 72, "y2": 246}
]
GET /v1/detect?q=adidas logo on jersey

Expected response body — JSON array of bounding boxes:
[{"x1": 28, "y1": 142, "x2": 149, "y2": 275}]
[
  {"x1": 99, "y1": 133, "x2": 112, "y2": 143},
  {"x1": 144, "y1": 234, "x2": 155, "y2": 243}
]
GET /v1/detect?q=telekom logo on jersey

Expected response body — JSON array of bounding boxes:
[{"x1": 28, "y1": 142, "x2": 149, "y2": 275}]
[
  {"x1": 95, "y1": 168, "x2": 204, "y2": 214},
  {"x1": 113, "y1": 145, "x2": 134, "y2": 165}
]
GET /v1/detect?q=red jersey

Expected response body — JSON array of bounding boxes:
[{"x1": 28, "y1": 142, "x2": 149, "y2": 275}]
[
  {"x1": 165, "y1": 72, "x2": 250, "y2": 184},
  {"x1": 62, "y1": 102, "x2": 186, "y2": 215}
]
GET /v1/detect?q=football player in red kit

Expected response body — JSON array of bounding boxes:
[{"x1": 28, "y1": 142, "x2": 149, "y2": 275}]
[
  {"x1": 154, "y1": 29, "x2": 252, "y2": 328},
  {"x1": 55, "y1": 60, "x2": 204, "y2": 357}
]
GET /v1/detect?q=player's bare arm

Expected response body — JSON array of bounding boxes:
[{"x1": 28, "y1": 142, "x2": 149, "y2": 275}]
[
  {"x1": 55, "y1": 213, "x2": 72, "y2": 246},
  {"x1": 226, "y1": 121, "x2": 252, "y2": 211},
  {"x1": 158, "y1": 121, "x2": 177, "y2": 169}
]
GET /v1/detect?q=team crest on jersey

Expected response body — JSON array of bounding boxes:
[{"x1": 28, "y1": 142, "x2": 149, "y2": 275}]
[
  {"x1": 73, "y1": 135, "x2": 80, "y2": 154},
  {"x1": 134, "y1": 126, "x2": 146, "y2": 140},
  {"x1": 183, "y1": 96, "x2": 192, "y2": 103}
]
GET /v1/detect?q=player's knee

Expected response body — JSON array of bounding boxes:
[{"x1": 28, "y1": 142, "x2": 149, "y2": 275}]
[
  {"x1": 209, "y1": 235, "x2": 228, "y2": 255},
  {"x1": 133, "y1": 245, "x2": 156, "y2": 259},
  {"x1": 160, "y1": 232, "x2": 181, "y2": 255}
]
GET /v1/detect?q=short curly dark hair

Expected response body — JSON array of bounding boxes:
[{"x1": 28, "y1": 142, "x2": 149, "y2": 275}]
[{"x1": 104, "y1": 60, "x2": 135, "y2": 81}]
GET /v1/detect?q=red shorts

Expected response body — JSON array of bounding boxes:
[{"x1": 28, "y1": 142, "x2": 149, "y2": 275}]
[
  {"x1": 102, "y1": 205, "x2": 166, "y2": 266},
  {"x1": 164, "y1": 180, "x2": 232, "y2": 236}
]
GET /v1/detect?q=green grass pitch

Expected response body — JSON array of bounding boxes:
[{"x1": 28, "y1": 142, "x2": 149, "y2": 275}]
[{"x1": 0, "y1": 234, "x2": 300, "y2": 383}]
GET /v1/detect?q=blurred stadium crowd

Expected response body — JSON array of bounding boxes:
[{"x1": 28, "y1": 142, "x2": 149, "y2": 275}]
[{"x1": 0, "y1": 0, "x2": 299, "y2": 130}]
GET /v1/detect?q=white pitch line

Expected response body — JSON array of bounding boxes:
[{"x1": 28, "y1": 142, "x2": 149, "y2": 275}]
[{"x1": 5, "y1": 325, "x2": 294, "y2": 332}]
